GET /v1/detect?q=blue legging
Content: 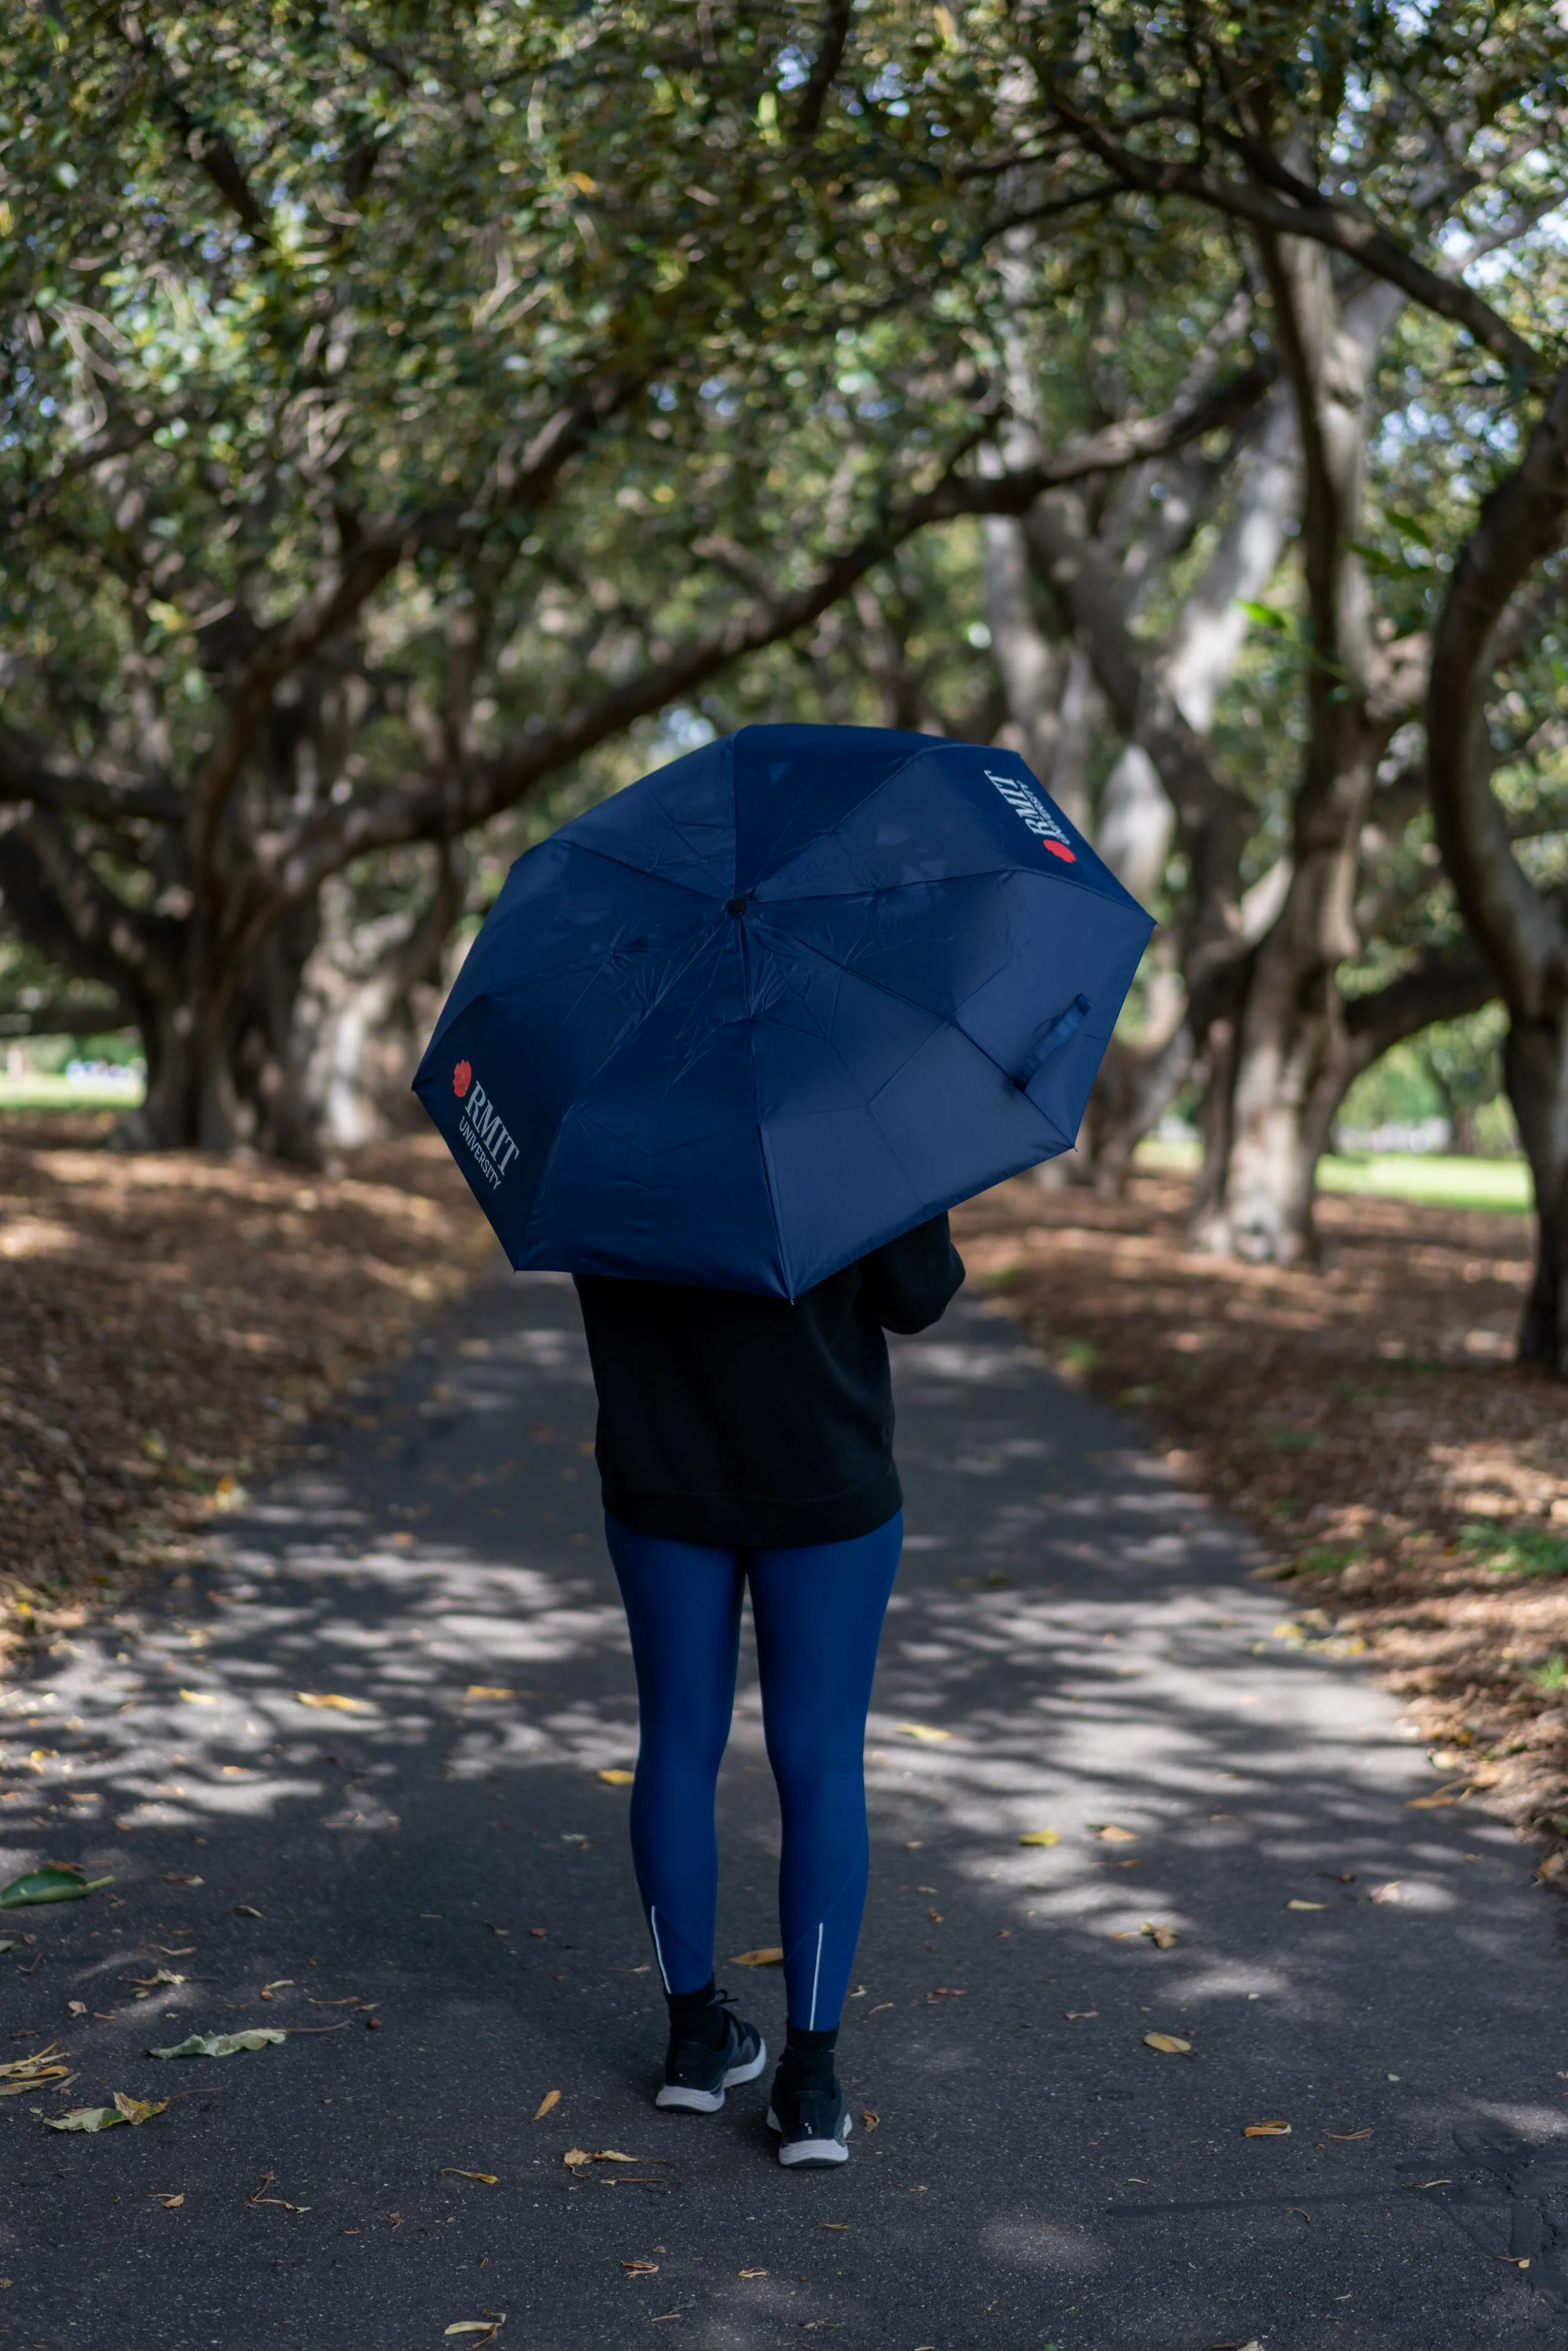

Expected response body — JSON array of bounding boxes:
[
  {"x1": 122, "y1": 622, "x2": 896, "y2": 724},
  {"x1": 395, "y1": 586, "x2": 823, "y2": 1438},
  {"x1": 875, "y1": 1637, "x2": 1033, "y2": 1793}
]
[{"x1": 605, "y1": 1511, "x2": 903, "y2": 2033}]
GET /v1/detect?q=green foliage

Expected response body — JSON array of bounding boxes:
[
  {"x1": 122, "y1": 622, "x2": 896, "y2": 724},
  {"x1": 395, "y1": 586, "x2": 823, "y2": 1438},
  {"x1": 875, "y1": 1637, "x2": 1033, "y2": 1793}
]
[{"x1": 1460, "y1": 1523, "x2": 1568, "y2": 1580}]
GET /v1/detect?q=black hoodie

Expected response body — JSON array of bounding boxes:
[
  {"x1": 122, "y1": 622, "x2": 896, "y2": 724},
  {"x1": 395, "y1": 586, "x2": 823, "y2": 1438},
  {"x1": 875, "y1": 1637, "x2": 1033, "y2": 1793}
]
[{"x1": 574, "y1": 1214, "x2": 964, "y2": 1550}]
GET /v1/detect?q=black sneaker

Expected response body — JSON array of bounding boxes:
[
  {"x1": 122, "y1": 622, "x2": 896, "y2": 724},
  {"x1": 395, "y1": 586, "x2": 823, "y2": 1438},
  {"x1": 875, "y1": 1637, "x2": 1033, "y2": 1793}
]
[
  {"x1": 656, "y1": 2003, "x2": 766, "y2": 2114},
  {"x1": 766, "y1": 2062, "x2": 852, "y2": 2166}
]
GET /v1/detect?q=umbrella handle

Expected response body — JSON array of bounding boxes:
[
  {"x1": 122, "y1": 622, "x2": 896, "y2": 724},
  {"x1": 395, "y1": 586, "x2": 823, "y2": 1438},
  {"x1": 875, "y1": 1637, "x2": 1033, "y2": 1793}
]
[{"x1": 1009, "y1": 994, "x2": 1092, "y2": 1095}]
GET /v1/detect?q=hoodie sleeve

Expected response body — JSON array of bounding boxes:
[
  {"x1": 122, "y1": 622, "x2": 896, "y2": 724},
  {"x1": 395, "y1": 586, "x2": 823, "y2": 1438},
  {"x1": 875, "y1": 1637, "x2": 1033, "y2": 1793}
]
[{"x1": 857, "y1": 1213, "x2": 966, "y2": 1335}]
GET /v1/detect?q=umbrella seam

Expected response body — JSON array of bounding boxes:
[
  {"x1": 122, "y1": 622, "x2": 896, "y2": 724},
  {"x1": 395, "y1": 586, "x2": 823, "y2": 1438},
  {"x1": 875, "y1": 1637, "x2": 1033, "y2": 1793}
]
[
  {"x1": 746, "y1": 909, "x2": 1077, "y2": 1132},
  {"x1": 743, "y1": 919, "x2": 794, "y2": 1300}
]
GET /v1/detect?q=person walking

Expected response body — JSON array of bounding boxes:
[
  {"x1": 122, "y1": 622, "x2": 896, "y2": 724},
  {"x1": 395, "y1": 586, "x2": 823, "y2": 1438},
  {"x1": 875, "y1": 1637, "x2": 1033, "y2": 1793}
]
[{"x1": 574, "y1": 1213, "x2": 964, "y2": 2168}]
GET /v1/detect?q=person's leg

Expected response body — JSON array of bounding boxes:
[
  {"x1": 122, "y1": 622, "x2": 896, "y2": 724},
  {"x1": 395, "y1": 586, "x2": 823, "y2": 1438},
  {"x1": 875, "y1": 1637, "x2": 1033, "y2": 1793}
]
[
  {"x1": 605, "y1": 1514, "x2": 744, "y2": 1997},
  {"x1": 748, "y1": 1512, "x2": 904, "y2": 2037}
]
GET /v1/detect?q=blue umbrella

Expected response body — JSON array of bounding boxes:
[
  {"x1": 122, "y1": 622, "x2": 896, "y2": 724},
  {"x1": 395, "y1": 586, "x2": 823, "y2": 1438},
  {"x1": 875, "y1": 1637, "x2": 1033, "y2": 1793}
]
[{"x1": 413, "y1": 724, "x2": 1152, "y2": 1297}]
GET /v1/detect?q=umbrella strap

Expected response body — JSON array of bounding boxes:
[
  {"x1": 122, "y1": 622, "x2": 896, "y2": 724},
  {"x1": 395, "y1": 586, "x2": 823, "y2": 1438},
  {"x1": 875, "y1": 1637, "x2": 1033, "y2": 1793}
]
[{"x1": 1010, "y1": 993, "x2": 1091, "y2": 1094}]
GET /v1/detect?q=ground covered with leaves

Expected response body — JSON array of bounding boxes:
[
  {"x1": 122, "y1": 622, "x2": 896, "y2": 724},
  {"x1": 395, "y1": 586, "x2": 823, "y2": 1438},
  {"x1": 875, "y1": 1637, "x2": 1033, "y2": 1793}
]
[
  {"x1": 0, "y1": 1118, "x2": 495, "y2": 1654},
  {"x1": 954, "y1": 1170, "x2": 1568, "y2": 1850}
]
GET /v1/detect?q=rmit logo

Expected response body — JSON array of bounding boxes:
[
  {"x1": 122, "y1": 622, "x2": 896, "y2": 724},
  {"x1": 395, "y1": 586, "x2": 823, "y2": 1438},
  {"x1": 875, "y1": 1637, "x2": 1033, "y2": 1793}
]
[
  {"x1": 455, "y1": 1066, "x2": 519, "y2": 1190},
  {"x1": 984, "y1": 768, "x2": 1077, "y2": 862}
]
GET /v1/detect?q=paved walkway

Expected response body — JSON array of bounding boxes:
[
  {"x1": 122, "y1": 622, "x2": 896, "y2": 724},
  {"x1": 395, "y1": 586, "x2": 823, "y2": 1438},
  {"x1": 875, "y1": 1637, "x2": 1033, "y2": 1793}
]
[{"x1": 3, "y1": 1273, "x2": 1566, "y2": 2350}]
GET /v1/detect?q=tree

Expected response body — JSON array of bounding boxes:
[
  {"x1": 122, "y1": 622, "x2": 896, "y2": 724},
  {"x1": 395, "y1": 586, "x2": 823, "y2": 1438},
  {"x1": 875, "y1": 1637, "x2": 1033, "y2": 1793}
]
[{"x1": 980, "y1": 0, "x2": 1565, "y2": 1257}]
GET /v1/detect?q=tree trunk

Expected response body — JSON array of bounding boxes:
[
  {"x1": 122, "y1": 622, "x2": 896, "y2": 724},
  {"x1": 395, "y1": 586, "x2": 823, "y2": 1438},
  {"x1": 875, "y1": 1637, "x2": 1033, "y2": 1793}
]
[{"x1": 1425, "y1": 362, "x2": 1568, "y2": 1371}]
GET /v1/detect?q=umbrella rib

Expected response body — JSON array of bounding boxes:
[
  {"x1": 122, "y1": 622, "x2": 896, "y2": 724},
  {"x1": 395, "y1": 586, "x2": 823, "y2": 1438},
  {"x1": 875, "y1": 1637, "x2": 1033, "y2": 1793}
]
[
  {"x1": 742, "y1": 919, "x2": 792, "y2": 1297},
  {"x1": 760, "y1": 859, "x2": 1128, "y2": 912},
  {"x1": 560, "y1": 837, "x2": 730, "y2": 906},
  {"x1": 748, "y1": 911, "x2": 1067, "y2": 1125}
]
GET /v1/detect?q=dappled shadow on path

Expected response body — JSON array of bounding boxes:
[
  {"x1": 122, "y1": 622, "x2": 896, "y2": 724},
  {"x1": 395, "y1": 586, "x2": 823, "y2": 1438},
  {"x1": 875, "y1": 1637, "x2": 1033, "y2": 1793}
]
[{"x1": 3, "y1": 1277, "x2": 1566, "y2": 2349}]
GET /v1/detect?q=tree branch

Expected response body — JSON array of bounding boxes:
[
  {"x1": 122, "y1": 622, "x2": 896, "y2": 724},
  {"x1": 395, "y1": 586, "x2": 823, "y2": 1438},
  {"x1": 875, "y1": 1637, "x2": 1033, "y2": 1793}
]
[
  {"x1": 1049, "y1": 99, "x2": 1544, "y2": 375},
  {"x1": 1427, "y1": 364, "x2": 1568, "y2": 1015},
  {"x1": 792, "y1": 0, "x2": 853, "y2": 142},
  {"x1": 0, "y1": 730, "x2": 185, "y2": 822}
]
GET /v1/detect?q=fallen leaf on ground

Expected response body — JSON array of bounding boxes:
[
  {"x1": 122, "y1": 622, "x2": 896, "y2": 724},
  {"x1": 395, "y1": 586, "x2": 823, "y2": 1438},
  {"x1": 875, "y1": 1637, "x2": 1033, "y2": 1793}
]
[
  {"x1": 597, "y1": 1769, "x2": 635, "y2": 1785},
  {"x1": 1369, "y1": 1883, "x2": 1402, "y2": 1903},
  {"x1": 178, "y1": 1691, "x2": 216, "y2": 1705},
  {"x1": 149, "y1": 2030, "x2": 286, "y2": 2058},
  {"x1": 0, "y1": 1866, "x2": 112, "y2": 1909},
  {"x1": 1406, "y1": 1782, "x2": 1468, "y2": 1809},
  {"x1": 67, "y1": 2000, "x2": 86, "y2": 2017},
  {"x1": 621, "y1": 2259, "x2": 659, "y2": 2275},
  {"x1": 1322, "y1": 2129, "x2": 1372, "y2": 2140},
  {"x1": 155, "y1": 2193, "x2": 184, "y2": 2208},
  {"x1": 159, "y1": 1874, "x2": 202, "y2": 1886},
  {"x1": 443, "y1": 2316, "x2": 506, "y2": 2341},
  {"x1": 1287, "y1": 1900, "x2": 1329, "y2": 1910},
  {"x1": 441, "y1": 2169, "x2": 498, "y2": 2185},
  {"x1": 122, "y1": 1970, "x2": 187, "y2": 1995},
  {"x1": 259, "y1": 1980, "x2": 293, "y2": 2000},
  {"x1": 732, "y1": 1947, "x2": 784, "y2": 1967},
  {"x1": 1143, "y1": 2032, "x2": 1191, "y2": 2055},
  {"x1": 1093, "y1": 1825, "x2": 1139, "y2": 1843},
  {"x1": 1285, "y1": 2205, "x2": 1311, "y2": 2222},
  {"x1": 1019, "y1": 1828, "x2": 1060, "y2": 1847},
  {"x1": 466, "y1": 1687, "x2": 513, "y2": 1700},
  {"x1": 562, "y1": 2148, "x2": 642, "y2": 2168},
  {"x1": 533, "y1": 2090, "x2": 561, "y2": 2121},
  {"x1": 738, "y1": 2268, "x2": 767, "y2": 2278},
  {"x1": 47, "y1": 2093, "x2": 166, "y2": 2132},
  {"x1": 1065, "y1": 2010, "x2": 1098, "y2": 2019},
  {"x1": 1142, "y1": 1922, "x2": 1179, "y2": 1949},
  {"x1": 861, "y1": 2110, "x2": 878, "y2": 2132},
  {"x1": 895, "y1": 1722, "x2": 951, "y2": 1743},
  {"x1": 1243, "y1": 2120, "x2": 1291, "y2": 2136},
  {"x1": 294, "y1": 1693, "x2": 371, "y2": 1712},
  {"x1": 1534, "y1": 1851, "x2": 1566, "y2": 1883}
]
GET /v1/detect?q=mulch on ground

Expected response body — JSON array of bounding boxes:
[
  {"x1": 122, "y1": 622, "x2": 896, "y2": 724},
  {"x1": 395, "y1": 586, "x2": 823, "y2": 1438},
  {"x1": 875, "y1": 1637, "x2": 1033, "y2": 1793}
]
[
  {"x1": 954, "y1": 1169, "x2": 1568, "y2": 1852},
  {"x1": 0, "y1": 1118, "x2": 496, "y2": 1656}
]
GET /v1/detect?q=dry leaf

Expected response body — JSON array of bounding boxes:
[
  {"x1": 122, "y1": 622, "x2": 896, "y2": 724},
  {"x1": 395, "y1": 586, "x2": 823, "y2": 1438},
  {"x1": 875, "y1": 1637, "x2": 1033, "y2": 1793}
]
[
  {"x1": 177, "y1": 1690, "x2": 216, "y2": 1705},
  {"x1": 441, "y1": 2169, "x2": 499, "y2": 2185},
  {"x1": 466, "y1": 1687, "x2": 513, "y2": 1700},
  {"x1": 1323, "y1": 2129, "x2": 1372, "y2": 2140},
  {"x1": 156, "y1": 2193, "x2": 184, "y2": 2208},
  {"x1": 1285, "y1": 2206, "x2": 1312, "y2": 2223},
  {"x1": 1368, "y1": 1883, "x2": 1402, "y2": 1903},
  {"x1": 895, "y1": 1722, "x2": 951, "y2": 1743},
  {"x1": 259, "y1": 1979, "x2": 293, "y2": 2000},
  {"x1": 1405, "y1": 1780, "x2": 1468, "y2": 1809},
  {"x1": 1093, "y1": 1824, "x2": 1139, "y2": 1843},
  {"x1": 295, "y1": 1692, "x2": 371, "y2": 1712},
  {"x1": 1287, "y1": 1899, "x2": 1329, "y2": 1910},
  {"x1": 1142, "y1": 2032, "x2": 1191, "y2": 2055},
  {"x1": 861, "y1": 2110, "x2": 878, "y2": 2133},
  {"x1": 597, "y1": 1769, "x2": 635, "y2": 1785},
  {"x1": 47, "y1": 2093, "x2": 166, "y2": 2132},
  {"x1": 159, "y1": 1874, "x2": 202, "y2": 1886},
  {"x1": 1142, "y1": 1922, "x2": 1179, "y2": 1949},
  {"x1": 732, "y1": 1947, "x2": 784, "y2": 1967},
  {"x1": 67, "y1": 2001, "x2": 86, "y2": 2017},
  {"x1": 1535, "y1": 1850, "x2": 1566, "y2": 1883},
  {"x1": 533, "y1": 2090, "x2": 561, "y2": 2121},
  {"x1": 562, "y1": 2148, "x2": 639, "y2": 2168},
  {"x1": 1243, "y1": 2120, "x2": 1292, "y2": 2136},
  {"x1": 1019, "y1": 1828, "x2": 1060, "y2": 1847},
  {"x1": 738, "y1": 2268, "x2": 768, "y2": 2278},
  {"x1": 149, "y1": 2029, "x2": 285, "y2": 2058},
  {"x1": 621, "y1": 2260, "x2": 659, "y2": 2275},
  {"x1": 232, "y1": 1905, "x2": 263, "y2": 1918},
  {"x1": 444, "y1": 2321, "x2": 506, "y2": 2341},
  {"x1": 1065, "y1": 2010, "x2": 1098, "y2": 2019}
]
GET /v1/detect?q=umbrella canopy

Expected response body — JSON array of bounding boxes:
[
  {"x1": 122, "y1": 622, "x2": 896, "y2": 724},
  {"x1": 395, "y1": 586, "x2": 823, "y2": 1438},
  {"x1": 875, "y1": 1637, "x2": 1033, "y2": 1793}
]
[{"x1": 413, "y1": 724, "x2": 1152, "y2": 1297}]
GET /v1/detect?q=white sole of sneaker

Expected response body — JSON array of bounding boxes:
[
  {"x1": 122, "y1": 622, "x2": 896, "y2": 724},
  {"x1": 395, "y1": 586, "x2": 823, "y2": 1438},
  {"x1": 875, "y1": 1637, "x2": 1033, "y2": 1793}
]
[
  {"x1": 767, "y1": 2107, "x2": 852, "y2": 2166},
  {"x1": 656, "y1": 2038, "x2": 768, "y2": 2113}
]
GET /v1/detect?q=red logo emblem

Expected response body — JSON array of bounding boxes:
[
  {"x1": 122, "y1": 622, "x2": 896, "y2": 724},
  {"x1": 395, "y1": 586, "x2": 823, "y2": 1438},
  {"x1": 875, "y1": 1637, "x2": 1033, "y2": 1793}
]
[
  {"x1": 1044, "y1": 841, "x2": 1077, "y2": 863},
  {"x1": 453, "y1": 1060, "x2": 472, "y2": 1098}
]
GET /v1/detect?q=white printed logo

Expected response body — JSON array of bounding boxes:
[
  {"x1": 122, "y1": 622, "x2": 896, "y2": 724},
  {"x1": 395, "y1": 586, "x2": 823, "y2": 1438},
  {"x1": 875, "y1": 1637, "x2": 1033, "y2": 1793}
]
[
  {"x1": 984, "y1": 769, "x2": 1077, "y2": 862},
  {"x1": 453, "y1": 1061, "x2": 519, "y2": 1189}
]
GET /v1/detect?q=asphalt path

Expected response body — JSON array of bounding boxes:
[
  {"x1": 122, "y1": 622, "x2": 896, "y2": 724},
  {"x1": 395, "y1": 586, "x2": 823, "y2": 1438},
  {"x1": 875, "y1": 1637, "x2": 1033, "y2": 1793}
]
[{"x1": 3, "y1": 1267, "x2": 1566, "y2": 2351}]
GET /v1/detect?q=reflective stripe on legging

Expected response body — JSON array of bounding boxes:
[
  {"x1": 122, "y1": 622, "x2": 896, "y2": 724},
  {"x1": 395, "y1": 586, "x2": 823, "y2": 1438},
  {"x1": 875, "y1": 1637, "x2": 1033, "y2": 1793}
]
[{"x1": 604, "y1": 1511, "x2": 903, "y2": 2036}]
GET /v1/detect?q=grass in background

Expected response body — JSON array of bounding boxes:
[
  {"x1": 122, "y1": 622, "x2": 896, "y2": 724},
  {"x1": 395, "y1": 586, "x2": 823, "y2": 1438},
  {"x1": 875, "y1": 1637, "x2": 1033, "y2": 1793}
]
[{"x1": 1134, "y1": 1136, "x2": 1532, "y2": 1216}]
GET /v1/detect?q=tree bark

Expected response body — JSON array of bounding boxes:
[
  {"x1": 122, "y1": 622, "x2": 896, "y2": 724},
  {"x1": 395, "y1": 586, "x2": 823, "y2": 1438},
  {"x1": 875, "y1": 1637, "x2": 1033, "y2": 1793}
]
[{"x1": 1427, "y1": 364, "x2": 1568, "y2": 1370}]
